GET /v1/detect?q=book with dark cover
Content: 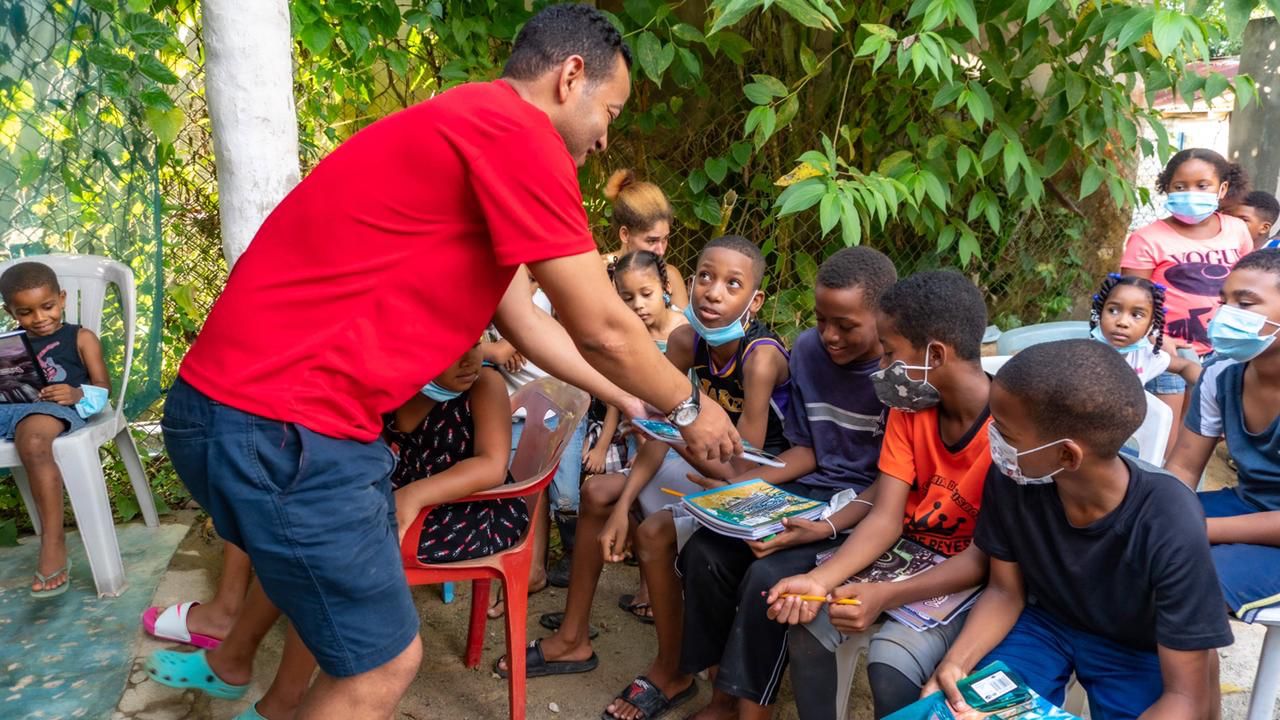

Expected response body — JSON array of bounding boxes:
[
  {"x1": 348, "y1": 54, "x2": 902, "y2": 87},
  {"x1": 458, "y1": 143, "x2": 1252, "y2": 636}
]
[{"x1": 0, "y1": 330, "x2": 45, "y2": 403}]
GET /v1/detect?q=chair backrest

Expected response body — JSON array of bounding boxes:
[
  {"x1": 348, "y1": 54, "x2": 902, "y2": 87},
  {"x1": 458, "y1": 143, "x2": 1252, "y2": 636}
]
[
  {"x1": 980, "y1": 355, "x2": 1011, "y2": 375},
  {"x1": 509, "y1": 377, "x2": 590, "y2": 484},
  {"x1": 995, "y1": 321, "x2": 1090, "y2": 355},
  {"x1": 1129, "y1": 391, "x2": 1173, "y2": 466},
  {"x1": 0, "y1": 254, "x2": 136, "y2": 418}
]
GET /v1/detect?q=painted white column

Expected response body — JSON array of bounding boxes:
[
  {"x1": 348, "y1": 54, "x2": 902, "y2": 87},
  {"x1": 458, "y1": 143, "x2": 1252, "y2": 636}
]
[{"x1": 200, "y1": 0, "x2": 301, "y2": 267}]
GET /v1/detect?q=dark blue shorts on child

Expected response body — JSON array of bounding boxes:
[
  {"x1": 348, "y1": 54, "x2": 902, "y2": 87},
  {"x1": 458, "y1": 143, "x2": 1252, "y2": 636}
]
[
  {"x1": 161, "y1": 378, "x2": 419, "y2": 678},
  {"x1": 1199, "y1": 487, "x2": 1280, "y2": 622}
]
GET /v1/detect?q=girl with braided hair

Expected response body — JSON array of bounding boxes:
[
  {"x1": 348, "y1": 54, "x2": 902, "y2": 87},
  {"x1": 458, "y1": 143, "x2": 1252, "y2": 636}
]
[{"x1": 1090, "y1": 273, "x2": 1201, "y2": 456}]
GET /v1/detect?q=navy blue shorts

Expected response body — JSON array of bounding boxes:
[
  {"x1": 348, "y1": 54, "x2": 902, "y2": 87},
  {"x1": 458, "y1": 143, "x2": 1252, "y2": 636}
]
[
  {"x1": 161, "y1": 378, "x2": 419, "y2": 677},
  {"x1": 1199, "y1": 488, "x2": 1280, "y2": 622},
  {"x1": 981, "y1": 605, "x2": 1162, "y2": 719}
]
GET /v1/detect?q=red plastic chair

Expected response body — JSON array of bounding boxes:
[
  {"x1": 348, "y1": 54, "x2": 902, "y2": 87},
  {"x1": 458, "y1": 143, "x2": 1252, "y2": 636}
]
[{"x1": 400, "y1": 377, "x2": 590, "y2": 720}]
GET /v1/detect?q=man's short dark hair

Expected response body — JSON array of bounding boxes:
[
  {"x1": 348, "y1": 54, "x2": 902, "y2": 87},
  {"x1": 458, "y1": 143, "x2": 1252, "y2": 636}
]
[
  {"x1": 878, "y1": 270, "x2": 986, "y2": 360},
  {"x1": 503, "y1": 4, "x2": 632, "y2": 83},
  {"x1": 701, "y1": 235, "x2": 766, "y2": 287},
  {"x1": 817, "y1": 247, "x2": 898, "y2": 306},
  {"x1": 1242, "y1": 190, "x2": 1280, "y2": 226},
  {"x1": 0, "y1": 261, "x2": 60, "y2": 305},
  {"x1": 995, "y1": 340, "x2": 1145, "y2": 457},
  {"x1": 1235, "y1": 248, "x2": 1280, "y2": 286}
]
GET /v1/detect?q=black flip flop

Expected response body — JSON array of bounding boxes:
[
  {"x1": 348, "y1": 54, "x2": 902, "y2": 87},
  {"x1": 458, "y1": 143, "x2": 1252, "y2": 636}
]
[
  {"x1": 538, "y1": 611, "x2": 600, "y2": 639},
  {"x1": 601, "y1": 675, "x2": 697, "y2": 720},
  {"x1": 494, "y1": 639, "x2": 598, "y2": 679},
  {"x1": 617, "y1": 593, "x2": 655, "y2": 625}
]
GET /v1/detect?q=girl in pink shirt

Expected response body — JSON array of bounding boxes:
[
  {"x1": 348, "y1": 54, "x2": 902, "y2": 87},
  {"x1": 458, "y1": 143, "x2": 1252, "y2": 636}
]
[{"x1": 1121, "y1": 148, "x2": 1253, "y2": 417}]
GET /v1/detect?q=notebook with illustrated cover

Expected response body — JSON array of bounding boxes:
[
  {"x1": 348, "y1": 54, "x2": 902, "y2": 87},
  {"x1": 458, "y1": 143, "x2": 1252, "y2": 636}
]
[
  {"x1": 0, "y1": 329, "x2": 45, "y2": 403},
  {"x1": 816, "y1": 537, "x2": 981, "y2": 632},
  {"x1": 630, "y1": 418, "x2": 785, "y2": 467},
  {"x1": 681, "y1": 478, "x2": 824, "y2": 540}
]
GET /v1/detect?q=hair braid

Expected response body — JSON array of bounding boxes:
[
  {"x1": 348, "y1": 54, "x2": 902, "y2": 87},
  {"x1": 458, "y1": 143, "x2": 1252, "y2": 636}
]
[
  {"x1": 1148, "y1": 282, "x2": 1167, "y2": 354},
  {"x1": 1090, "y1": 273, "x2": 1123, "y2": 329}
]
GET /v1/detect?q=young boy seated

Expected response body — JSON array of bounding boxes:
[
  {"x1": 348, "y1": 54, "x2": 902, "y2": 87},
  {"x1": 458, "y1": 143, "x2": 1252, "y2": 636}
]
[
  {"x1": 0, "y1": 261, "x2": 111, "y2": 598},
  {"x1": 676, "y1": 246, "x2": 897, "y2": 720},
  {"x1": 1227, "y1": 190, "x2": 1279, "y2": 249},
  {"x1": 501, "y1": 235, "x2": 791, "y2": 720},
  {"x1": 1167, "y1": 248, "x2": 1280, "y2": 625},
  {"x1": 766, "y1": 270, "x2": 993, "y2": 718},
  {"x1": 900, "y1": 340, "x2": 1230, "y2": 719}
]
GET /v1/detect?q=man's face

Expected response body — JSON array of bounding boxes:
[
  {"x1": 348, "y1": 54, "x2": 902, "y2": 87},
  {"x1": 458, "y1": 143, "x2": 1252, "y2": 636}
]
[{"x1": 552, "y1": 53, "x2": 631, "y2": 166}]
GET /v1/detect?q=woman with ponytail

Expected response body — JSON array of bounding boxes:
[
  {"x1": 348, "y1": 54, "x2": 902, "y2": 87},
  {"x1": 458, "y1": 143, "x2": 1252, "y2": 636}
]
[{"x1": 602, "y1": 169, "x2": 688, "y2": 308}]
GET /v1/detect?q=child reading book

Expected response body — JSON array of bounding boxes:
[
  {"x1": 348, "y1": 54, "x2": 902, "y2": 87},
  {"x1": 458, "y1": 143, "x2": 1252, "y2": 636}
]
[
  {"x1": 1167, "y1": 248, "x2": 1280, "y2": 627},
  {"x1": 905, "y1": 340, "x2": 1230, "y2": 720},
  {"x1": 0, "y1": 261, "x2": 111, "y2": 598},
  {"x1": 676, "y1": 246, "x2": 897, "y2": 720},
  {"x1": 765, "y1": 270, "x2": 993, "y2": 719},
  {"x1": 501, "y1": 235, "x2": 790, "y2": 720}
]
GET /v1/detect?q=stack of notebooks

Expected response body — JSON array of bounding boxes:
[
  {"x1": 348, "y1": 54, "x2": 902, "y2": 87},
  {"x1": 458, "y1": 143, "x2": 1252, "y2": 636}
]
[
  {"x1": 680, "y1": 479, "x2": 825, "y2": 540},
  {"x1": 885, "y1": 661, "x2": 1079, "y2": 719},
  {"x1": 817, "y1": 537, "x2": 981, "y2": 632}
]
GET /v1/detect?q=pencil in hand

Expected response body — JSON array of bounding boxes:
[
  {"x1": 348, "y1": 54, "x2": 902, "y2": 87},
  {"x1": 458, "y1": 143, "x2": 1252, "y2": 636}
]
[{"x1": 762, "y1": 591, "x2": 861, "y2": 606}]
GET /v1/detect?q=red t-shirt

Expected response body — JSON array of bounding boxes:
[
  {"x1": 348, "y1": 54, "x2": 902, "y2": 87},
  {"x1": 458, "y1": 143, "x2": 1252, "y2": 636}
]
[{"x1": 180, "y1": 82, "x2": 595, "y2": 441}]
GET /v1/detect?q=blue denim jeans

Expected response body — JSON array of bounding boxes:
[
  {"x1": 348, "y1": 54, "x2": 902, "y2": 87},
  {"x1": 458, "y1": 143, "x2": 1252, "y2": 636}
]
[{"x1": 510, "y1": 414, "x2": 588, "y2": 513}]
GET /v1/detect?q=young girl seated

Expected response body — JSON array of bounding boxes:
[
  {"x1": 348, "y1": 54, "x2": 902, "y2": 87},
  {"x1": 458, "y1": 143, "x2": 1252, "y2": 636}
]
[
  {"x1": 1089, "y1": 273, "x2": 1201, "y2": 386},
  {"x1": 388, "y1": 341, "x2": 528, "y2": 563},
  {"x1": 0, "y1": 261, "x2": 111, "y2": 598},
  {"x1": 582, "y1": 250, "x2": 687, "y2": 476}
]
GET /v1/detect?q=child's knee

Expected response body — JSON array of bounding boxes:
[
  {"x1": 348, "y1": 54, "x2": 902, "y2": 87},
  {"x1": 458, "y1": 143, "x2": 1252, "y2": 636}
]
[
  {"x1": 635, "y1": 511, "x2": 675, "y2": 558},
  {"x1": 14, "y1": 424, "x2": 58, "y2": 463},
  {"x1": 580, "y1": 474, "x2": 621, "y2": 514}
]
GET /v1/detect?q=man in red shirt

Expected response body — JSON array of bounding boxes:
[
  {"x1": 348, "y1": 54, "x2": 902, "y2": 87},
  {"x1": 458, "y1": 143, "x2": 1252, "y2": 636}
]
[{"x1": 155, "y1": 4, "x2": 740, "y2": 714}]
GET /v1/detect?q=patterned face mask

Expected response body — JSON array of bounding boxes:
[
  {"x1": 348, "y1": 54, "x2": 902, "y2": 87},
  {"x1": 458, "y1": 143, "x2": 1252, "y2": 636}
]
[
  {"x1": 988, "y1": 424, "x2": 1067, "y2": 486},
  {"x1": 870, "y1": 347, "x2": 940, "y2": 412}
]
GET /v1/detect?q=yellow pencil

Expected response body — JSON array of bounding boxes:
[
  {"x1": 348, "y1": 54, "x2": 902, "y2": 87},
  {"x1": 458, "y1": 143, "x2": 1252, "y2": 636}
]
[
  {"x1": 770, "y1": 592, "x2": 861, "y2": 606},
  {"x1": 660, "y1": 487, "x2": 686, "y2": 497}
]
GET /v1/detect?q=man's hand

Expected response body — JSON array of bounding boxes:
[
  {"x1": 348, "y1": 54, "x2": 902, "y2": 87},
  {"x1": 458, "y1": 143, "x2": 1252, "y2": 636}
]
[
  {"x1": 764, "y1": 573, "x2": 831, "y2": 625},
  {"x1": 38, "y1": 384, "x2": 82, "y2": 406},
  {"x1": 829, "y1": 581, "x2": 894, "y2": 634},
  {"x1": 921, "y1": 660, "x2": 971, "y2": 713},
  {"x1": 678, "y1": 397, "x2": 742, "y2": 464},
  {"x1": 616, "y1": 395, "x2": 651, "y2": 423},
  {"x1": 599, "y1": 508, "x2": 631, "y2": 563},
  {"x1": 685, "y1": 472, "x2": 728, "y2": 491},
  {"x1": 746, "y1": 517, "x2": 832, "y2": 559}
]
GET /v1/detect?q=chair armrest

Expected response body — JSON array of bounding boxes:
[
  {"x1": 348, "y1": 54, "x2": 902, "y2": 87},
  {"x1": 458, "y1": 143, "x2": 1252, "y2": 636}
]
[{"x1": 396, "y1": 463, "x2": 561, "y2": 564}]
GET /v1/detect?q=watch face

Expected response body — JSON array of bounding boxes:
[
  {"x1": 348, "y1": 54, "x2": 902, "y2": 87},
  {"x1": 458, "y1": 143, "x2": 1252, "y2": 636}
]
[{"x1": 674, "y1": 405, "x2": 699, "y2": 426}]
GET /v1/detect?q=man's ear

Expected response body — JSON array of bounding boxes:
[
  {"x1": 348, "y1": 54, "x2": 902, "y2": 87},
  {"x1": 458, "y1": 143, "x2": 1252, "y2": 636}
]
[{"x1": 555, "y1": 55, "x2": 587, "y2": 104}]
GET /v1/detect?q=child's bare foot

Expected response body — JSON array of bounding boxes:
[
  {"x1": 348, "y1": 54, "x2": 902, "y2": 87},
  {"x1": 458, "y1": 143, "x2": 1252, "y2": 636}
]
[
  {"x1": 31, "y1": 535, "x2": 69, "y2": 594},
  {"x1": 183, "y1": 601, "x2": 237, "y2": 642}
]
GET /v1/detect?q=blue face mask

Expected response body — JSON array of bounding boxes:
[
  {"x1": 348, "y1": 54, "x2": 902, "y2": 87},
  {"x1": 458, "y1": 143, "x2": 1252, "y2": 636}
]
[
  {"x1": 1165, "y1": 191, "x2": 1219, "y2": 224},
  {"x1": 421, "y1": 381, "x2": 462, "y2": 402},
  {"x1": 1090, "y1": 325, "x2": 1145, "y2": 354},
  {"x1": 683, "y1": 303, "x2": 750, "y2": 347},
  {"x1": 1208, "y1": 304, "x2": 1280, "y2": 362}
]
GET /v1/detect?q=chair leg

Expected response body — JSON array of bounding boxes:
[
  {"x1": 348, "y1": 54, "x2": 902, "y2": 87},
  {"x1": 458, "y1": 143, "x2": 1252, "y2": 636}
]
[
  {"x1": 502, "y1": 571, "x2": 529, "y2": 720},
  {"x1": 115, "y1": 427, "x2": 158, "y2": 528},
  {"x1": 12, "y1": 466, "x2": 42, "y2": 536},
  {"x1": 57, "y1": 445, "x2": 127, "y2": 596},
  {"x1": 465, "y1": 580, "x2": 490, "y2": 669},
  {"x1": 1247, "y1": 624, "x2": 1280, "y2": 720}
]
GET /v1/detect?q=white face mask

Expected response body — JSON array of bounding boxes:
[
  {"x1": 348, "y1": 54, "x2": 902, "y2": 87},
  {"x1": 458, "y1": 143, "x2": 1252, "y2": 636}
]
[{"x1": 988, "y1": 424, "x2": 1068, "y2": 486}]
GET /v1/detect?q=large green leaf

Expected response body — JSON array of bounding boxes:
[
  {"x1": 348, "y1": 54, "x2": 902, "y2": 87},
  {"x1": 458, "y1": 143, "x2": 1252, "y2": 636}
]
[
  {"x1": 1151, "y1": 10, "x2": 1185, "y2": 58},
  {"x1": 137, "y1": 54, "x2": 179, "y2": 84},
  {"x1": 776, "y1": 178, "x2": 826, "y2": 215}
]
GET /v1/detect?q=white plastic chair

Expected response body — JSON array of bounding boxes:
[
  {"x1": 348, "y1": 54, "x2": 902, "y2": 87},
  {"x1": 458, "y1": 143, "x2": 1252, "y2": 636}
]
[
  {"x1": 2, "y1": 254, "x2": 156, "y2": 597},
  {"x1": 995, "y1": 321, "x2": 1091, "y2": 355},
  {"x1": 1247, "y1": 607, "x2": 1280, "y2": 720},
  {"x1": 980, "y1": 355, "x2": 1010, "y2": 374},
  {"x1": 1129, "y1": 391, "x2": 1173, "y2": 466}
]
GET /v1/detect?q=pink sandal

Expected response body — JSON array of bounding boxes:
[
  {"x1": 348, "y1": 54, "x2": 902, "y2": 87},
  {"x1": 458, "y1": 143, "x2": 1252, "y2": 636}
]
[{"x1": 141, "y1": 601, "x2": 222, "y2": 650}]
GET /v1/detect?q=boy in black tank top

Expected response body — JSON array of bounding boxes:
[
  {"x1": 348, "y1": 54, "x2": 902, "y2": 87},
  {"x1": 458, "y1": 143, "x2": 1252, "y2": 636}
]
[
  {"x1": 0, "y1": 262, "x2": 111, "y2": 598},
  {"x1": 500, "y1": 236, "x2": 791, "y2": 720}
]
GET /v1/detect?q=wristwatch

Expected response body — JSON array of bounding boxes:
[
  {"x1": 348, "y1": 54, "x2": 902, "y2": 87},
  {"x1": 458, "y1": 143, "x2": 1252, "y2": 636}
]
[{"x1": 668, "y1": 371, "x2": 701, "y2": 427}]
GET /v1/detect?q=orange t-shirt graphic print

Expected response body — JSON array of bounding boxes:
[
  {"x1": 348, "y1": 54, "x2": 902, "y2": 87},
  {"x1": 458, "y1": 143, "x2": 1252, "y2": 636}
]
[{"x1": 877, "y1": 407, "x2": 993, "y2": 557}]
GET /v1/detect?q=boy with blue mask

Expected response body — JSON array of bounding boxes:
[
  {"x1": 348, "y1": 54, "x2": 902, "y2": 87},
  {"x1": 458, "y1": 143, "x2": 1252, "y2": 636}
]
[
  {"x1": 1168, "y1": 248, "x2": 1280, "y2": 627},
  {"x1": 907, "y1": 340, "x2": 1231, "y2": 720},
  {"x1": 766, "y1": 270, "x2": 993, "y2": 718},
  {"x1": 501, "y1": 235, "x2": 792, "y2": 720}
]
